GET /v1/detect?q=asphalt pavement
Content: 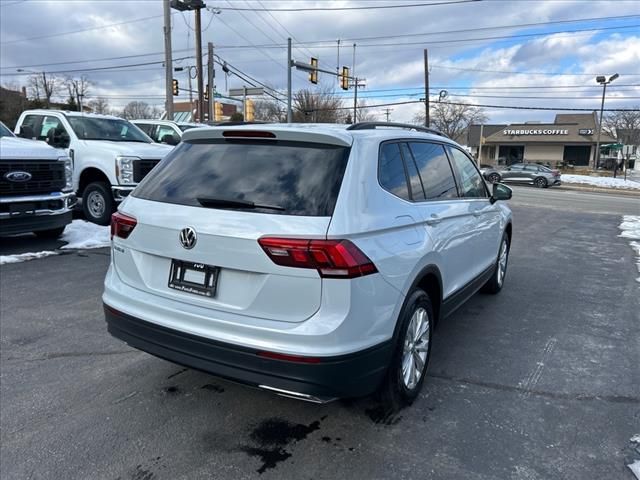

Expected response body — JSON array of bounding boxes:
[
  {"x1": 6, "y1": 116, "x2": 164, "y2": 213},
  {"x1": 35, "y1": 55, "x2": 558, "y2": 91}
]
[{"x1": 1, "y1": 192, "x2": 639, "y2": 479}]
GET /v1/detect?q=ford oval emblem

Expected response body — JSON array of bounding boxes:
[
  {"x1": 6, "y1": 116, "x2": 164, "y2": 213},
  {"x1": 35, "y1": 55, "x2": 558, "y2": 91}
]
[{"x1": 4, "y1": 171, "x2": 32, "y2": 182}]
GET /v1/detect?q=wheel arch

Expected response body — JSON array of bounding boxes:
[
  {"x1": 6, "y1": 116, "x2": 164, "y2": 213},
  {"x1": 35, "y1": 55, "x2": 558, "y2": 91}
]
[
  {"x1": 78, "y1": 167, "x2": 111, "y2": 197},
  {"x1": 392, "y1": 264, "x2": 443, "y2": 343}
]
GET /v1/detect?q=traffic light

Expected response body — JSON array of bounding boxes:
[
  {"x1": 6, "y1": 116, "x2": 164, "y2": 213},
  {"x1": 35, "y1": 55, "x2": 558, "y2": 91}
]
[
  {"x1": 214, "y1": 102, "x2": 223, "y2": 121},
  {"x1": 204, "y1": 84, "x2": 209, "y2": 101},
  {"x1": 309, "y1": 57, "x2": 318, "y2": 84},
  {"x1": 245, "y1": 99, "x2": 254, "y2": 122},
  {"x1": 341, "y1": 66, "x2": 350, "y2": 90},
  {"x1": 172, "y1": 79, "x2": 179, "y2": 96}
]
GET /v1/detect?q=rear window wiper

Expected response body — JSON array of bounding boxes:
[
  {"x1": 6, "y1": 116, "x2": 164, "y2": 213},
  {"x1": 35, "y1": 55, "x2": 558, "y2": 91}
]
[{"x1": 197, "y1": 197, "x2": 285, "y2": 211}]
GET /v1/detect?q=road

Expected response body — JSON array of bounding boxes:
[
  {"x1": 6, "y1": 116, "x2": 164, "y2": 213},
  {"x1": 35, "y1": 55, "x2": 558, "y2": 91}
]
[
  {"x1": 509, "y1": 185, "x2": 639, "y2": 215},
  {"x1": 1, "y1": 192, "x2": 639, "y2": 479}
]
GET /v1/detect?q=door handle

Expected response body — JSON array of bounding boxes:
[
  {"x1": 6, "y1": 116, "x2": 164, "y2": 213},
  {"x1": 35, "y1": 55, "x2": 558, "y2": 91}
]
[
  {"x1": 425, "y1": 214, "x2": 441, "y2": 226},
  {"x1": 473, "y1": 211, "x2": 482, "y2": 217}
]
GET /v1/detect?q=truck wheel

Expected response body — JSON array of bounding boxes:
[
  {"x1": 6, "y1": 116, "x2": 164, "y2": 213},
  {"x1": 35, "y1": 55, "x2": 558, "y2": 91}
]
[
  {"x1": 379, "y1": 288, "x2": 433, "y2": 409},
  {"x1": 83, "y1": 181, "x2": 113, "y2": 225},
  {"x1": 34, "y1": 227, "x2": 66, "y2": 239}
]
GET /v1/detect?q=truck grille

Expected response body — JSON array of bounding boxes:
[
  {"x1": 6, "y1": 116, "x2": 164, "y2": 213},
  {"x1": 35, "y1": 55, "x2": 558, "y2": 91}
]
[
  {"x1": 133, "y1": 159, "x2": 161, "y2": 183},
  {"x1": 0, "y1": 160, "x2": 65, "y2": 196}
]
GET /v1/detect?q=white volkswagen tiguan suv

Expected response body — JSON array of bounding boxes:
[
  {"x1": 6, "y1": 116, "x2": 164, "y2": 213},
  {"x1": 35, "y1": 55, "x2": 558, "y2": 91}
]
[{"x1": 103, "y1": 122, "x2": 513, "y2": 406}]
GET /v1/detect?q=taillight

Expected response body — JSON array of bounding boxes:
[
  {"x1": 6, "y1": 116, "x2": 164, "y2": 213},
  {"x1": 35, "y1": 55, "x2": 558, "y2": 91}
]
[
  {"x1": 258, "y1": 237, "x2": 378, "y2": 279},
  {"x1": 110, "y1": 212, "x2": 137, "y2": 240}
]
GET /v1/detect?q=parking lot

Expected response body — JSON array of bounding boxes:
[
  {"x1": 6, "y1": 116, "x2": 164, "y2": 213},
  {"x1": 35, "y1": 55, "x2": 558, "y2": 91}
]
[{"x1": 1, "y1": 187, "x2": 639, "y2": 480}]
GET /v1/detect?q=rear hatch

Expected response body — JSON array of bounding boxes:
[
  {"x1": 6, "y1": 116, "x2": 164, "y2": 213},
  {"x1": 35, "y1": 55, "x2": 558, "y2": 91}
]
[{"x1": 112, "y1": 128, "x2": 351, "y2": 323}]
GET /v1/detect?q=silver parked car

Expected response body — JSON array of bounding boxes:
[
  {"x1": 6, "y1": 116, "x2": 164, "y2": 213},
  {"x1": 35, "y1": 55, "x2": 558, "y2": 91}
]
[{"x1": 490, "y1": 163, "x2": 561, "y2": 188}]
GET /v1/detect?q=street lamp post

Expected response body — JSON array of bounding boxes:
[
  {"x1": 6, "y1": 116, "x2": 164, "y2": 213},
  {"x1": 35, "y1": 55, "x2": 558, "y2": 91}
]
[{"x1": 593, "y1": 73, "x2": 619, "y2": 170}]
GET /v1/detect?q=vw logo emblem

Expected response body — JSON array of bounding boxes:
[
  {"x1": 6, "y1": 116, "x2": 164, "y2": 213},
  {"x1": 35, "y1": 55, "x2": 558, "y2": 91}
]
[
  {"x1": 179, "y1": 227, "x2": 197, "y2": 249},
  {"x1": 4, "y1": 171, "x2": 32, "y2": 182}
]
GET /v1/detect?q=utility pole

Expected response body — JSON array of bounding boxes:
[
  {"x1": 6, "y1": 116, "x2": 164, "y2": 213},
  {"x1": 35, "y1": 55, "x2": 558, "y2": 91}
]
[
  {"x1": 478, "y1": 123, "x2": 484, "y2": 164},
  {"x1": 163, "y1": 0, "x2": 174, "y2": 120},
  {"x1": 208, "y1": 42, "x2": 214, "y2": 122},
  {"x1": 384, "y1": 108, "x2": 392, "y2": 122},
  {"x1": 194, "y1": 6, "x2": 204, "y2": 122},
  {"x1": 287, "y1": 37, "x2": 292, "y2": 123},
  {"x1": 424, "y1": 48, "x2": 429, "y2": 127},
  {"x1": 352, "y1": 77, "x2": 365, "y2": 123}
]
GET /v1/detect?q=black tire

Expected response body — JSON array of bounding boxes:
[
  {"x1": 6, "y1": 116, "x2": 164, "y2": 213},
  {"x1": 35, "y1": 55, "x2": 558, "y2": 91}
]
[
  {"x1": 379, "y1": 288, "x2": 434, "y2": 408},
  {"x1": 488, "y1": 173, "x2": 501, "y2": 184},
  {"x1": 82, "y1": 181, "x2": 113, "y2": 225},
  {"x1": 481, "y1": 233, "x2": 510, "y2": 294},
  {"x1": 34, "y1": 226, "x2": 66, "y2": 239},
  {"x1": 534, "y1": 177, "x2": 548, "y2": 188}
]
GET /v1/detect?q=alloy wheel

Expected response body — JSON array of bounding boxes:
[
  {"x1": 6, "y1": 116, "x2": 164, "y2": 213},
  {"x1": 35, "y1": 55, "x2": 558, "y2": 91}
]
[
  {"x1": 497, "y1": 239, "x2": 509, "y2": 287},
  {"x1": 401, "y1": 307, "x2": 430, "y2": 390}
]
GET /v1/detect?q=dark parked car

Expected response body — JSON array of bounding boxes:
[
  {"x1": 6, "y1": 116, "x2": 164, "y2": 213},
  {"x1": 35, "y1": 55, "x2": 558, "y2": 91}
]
[
  {"x1": 479, "y1": 164, "x2": 501, "y2": 184},
  {"x1": 488, "y1": 163, "x2": 561, "y2": 188}
]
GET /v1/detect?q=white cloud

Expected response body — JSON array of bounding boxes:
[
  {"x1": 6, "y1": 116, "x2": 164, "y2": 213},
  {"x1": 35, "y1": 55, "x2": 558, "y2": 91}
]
[{"x1": 0, "y1": 0, "x2": 638, "y2": 120}]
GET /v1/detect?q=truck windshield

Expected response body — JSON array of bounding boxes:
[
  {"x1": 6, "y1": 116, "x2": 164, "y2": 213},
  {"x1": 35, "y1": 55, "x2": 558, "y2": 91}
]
[
  {"x1": 0, "y1": 122, "x2": 14, "y2": 138},
  {"x1": 66, "y1": 116, "x2": 151, "y2": 143}
]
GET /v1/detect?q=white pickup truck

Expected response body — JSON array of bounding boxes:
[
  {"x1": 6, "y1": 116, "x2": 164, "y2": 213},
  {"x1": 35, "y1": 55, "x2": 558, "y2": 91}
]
[
  {"x1": 0, "y1": 121, "x2": 75, "y2": 238},
  {"x1": 14, "y1": 110, "x2": 173, "y2": 225}
]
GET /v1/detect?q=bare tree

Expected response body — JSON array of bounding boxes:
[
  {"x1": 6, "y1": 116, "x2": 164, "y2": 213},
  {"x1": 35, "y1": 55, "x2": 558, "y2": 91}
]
[
  {"x1": 293, "y1": 89, "x2": 345, "y2": 123},
  {"x1": 356, "y1": 99, "x2": 377, "y2": 122},
  {"x1": 413, "y1": 101, "x2": 487, "y2": 142},
  {"x1": 65, "y1": 75, "x2": 91, "y2": 110},
  {"x1": 603, "y1": 108, "x2": 640, "y2": 145},
  {"x1": 120, "y1": 101, "x2": 161, "y2": 120},
  {"x1": 88, "y1": 97, "x2": 110, "y2": 114},
  {"x1": 253, "y1": 99, "x2": 285, "y2": 122},
  {"x1": 27, "y1": 73, "x2": 62, "y2": 107}
]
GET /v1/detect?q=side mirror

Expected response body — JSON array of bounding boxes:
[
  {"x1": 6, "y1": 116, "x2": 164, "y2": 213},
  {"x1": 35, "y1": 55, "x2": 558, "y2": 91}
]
[
  {"x1": 491, "y1": 183, "x2": 512, "y2": 204},
  {"x1": 160, "y1": 134, "x2": 179, "y2": 146},
  {"x1": 18, "y1": 125, "x2": 35, "y2": 139}
]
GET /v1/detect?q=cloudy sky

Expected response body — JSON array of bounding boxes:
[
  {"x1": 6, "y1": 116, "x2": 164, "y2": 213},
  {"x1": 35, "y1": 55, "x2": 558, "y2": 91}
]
[{"x1": 1, "y1": 0, "x2": 639, "y2": 125}]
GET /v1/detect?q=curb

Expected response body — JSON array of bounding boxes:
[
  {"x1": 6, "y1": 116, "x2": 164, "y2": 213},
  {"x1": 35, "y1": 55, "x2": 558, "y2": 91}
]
[{"x1": 554, "y1": 185, "x2": 640, "y2": 197}]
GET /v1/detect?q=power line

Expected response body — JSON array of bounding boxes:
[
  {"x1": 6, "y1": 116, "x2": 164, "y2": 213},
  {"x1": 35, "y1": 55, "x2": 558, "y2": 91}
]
[
  {"x1": 216, "y1": 0, "x2": 482, "y2": 12},
  {"x1": 2, "y1": 15, "x2": 636, "y2": 70},
  {"x1": 0, "y1": 13, "x2": 166, "y2": 45},
  {"x1": 431, "y1": 64, "x2": 640, "y2": 76},
  {"x1": 286, "y1": 24, "x2": 640, "y2": 49},
  {"x1": 328, "y1": 14, "x2": 640, "y2": 43},
  {"x1": 214, "y1": 8, "x2": 289, "y2": 75},
  {"x1": 305, "y1": 99, "x2": 640, "y2": 113},
  {"x1": 1, "y1": 48, "x2": 194, "y2": 70},
  {"x1": 0, "y1": 56, "x2": 192, "y2": 76}
]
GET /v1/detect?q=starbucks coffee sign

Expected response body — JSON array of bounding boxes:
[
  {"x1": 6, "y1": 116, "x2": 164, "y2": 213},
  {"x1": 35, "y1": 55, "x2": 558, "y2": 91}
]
[{"x1": 503, "y1": 129, "x2": 568, "y2": 136}]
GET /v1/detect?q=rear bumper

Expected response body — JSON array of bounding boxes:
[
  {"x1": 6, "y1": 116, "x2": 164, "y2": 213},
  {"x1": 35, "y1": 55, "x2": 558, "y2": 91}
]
[{"x1": 104, "y1": 303, "x2": 393, "y2": 401}]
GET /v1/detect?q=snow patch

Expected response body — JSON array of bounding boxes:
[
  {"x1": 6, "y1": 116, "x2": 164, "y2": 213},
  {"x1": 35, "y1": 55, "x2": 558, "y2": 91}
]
[
  {"x1": 561, "y1": 174, "x2": 640, "y2": 190},
  {"x1": 0, "y1": 250, "x2": 57, "y2": 265},
  {"x1": 0, "y1": 220, "x2": 110, "y2": 265},
  {"x1": 619, "y1": 216, "x2": 640, "y2": 283},
  {"x1": 59, "y1": 220, "x2": 110, "y2": 250},
  {"x1": 629, "y1": 460, "x2": 640, "y2": 480}
]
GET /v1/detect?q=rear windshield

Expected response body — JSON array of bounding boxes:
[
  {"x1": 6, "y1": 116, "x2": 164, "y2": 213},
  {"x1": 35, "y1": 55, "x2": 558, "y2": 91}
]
[{"x1": 133, "y1": 139, "x2": 350, "y2": 216}]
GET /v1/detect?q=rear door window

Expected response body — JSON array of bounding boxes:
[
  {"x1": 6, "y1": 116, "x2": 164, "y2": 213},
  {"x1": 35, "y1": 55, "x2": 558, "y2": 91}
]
[
  {"x1": 38, "y1": 116, "x2": 67, "y2": 142},
  {"x1": 447, "y1": 147, "x2": 489, "y2": 198},
  {"x1": 378, "y1": 142, "x2": 410, "y2": 201},
  {"x1": 407, "y1": 142, "x2": 459, "y2": 200},
  {"x1": 134, "y1": 139, "x2": 350, "y2": 217},
  {"x1": 136, "y1": 123, "x2": 155, "y2": 137}
]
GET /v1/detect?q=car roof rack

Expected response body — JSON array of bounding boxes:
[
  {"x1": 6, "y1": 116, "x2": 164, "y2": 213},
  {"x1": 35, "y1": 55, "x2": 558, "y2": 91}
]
[{"x1": 346, "y1": 122, "x2": 448, "y2": 138}]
